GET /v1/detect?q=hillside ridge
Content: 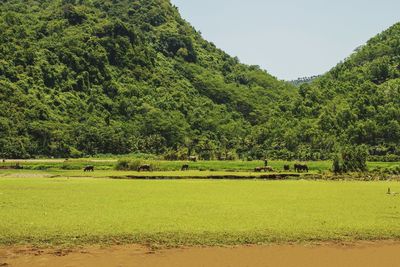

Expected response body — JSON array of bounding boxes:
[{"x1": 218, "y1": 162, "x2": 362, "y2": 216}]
[{"x1": 0, "y1": 0, "x2": 399, "y2": 161}]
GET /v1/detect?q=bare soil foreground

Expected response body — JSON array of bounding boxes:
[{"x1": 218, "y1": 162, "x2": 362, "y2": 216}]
[{"x1": 1, "y1": 242, "x2": 400, "y2": 267}]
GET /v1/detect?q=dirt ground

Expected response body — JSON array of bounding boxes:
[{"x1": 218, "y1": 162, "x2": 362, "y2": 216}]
[{"x1": 2, "y1": 242, "x2": 400, "y2": 267}]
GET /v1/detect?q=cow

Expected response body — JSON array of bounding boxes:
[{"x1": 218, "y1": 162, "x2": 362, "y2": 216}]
[
  {"x1": 263, "y1": 166, "x2": 274, "y2": 172},
  {"x1": 138, "y1": 164, "x2": 152, "y2": 172},
  {"x1": 301, "y1": 165, "x2": 309, "y2": 172},
  {"x1": 294, "y1": 164, "x2": 303, "y2": 172},
  {"x1": 188, "y1": 156, "x2": 198, "y2": 162},
  {"x1": 284, "y1": 165, "x2": 290, "y2": 171},
  {"x1": 84, "y1": 165, "x2": 94, "y2": 172},
  {"x1": 181, "y1": 164, "x2": 189, "y2": 171},
  {"x1": 294, "y1": 164, "x2": 308, "y2": 173},
  {"x1": 254, "y1": 167, "x2": 262, "y2": 172},
  {"x1": 255, "y1": 166, "x2": 274, "y2": 172}
]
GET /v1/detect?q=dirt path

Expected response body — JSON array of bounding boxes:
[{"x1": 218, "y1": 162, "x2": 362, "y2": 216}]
[{"x1": 1, "y1": 242, "x2": 400, "y2": 267}]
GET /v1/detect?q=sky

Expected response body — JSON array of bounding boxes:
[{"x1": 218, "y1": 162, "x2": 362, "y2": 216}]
[{"x1": 170, "y1": 0, "x2": 400, "y2": 80}]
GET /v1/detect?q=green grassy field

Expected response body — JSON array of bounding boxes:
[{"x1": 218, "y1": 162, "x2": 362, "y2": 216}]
[{"x1": 1, "y1": 176, "x2": 400, "y2": 246}]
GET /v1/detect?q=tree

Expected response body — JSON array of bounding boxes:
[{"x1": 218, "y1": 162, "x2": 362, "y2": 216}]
[{"x1": 332, "y1": 146, "x2": 368, "y2": 173}]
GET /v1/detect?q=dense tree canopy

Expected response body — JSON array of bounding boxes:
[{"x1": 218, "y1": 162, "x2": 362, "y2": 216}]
[
  {"x1": 293, "y1": 23, "x2": 400, "y2": 161},
  {"x1": 0, "y1": 0, "x2": 398, "y2": 160}
]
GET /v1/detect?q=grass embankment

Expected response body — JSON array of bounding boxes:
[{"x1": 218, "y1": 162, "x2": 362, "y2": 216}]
[{"x1": 1, "y1": 178, "x2": 400, "y2": 246}]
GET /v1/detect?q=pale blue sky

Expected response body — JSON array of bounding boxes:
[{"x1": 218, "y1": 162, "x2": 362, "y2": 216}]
[{"x1": 171, "y1": 0, "x2": 400, "y2": 80}]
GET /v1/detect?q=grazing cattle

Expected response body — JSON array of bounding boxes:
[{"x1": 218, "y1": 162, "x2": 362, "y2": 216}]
[
  {"x1": 84, "y1": 165, "x2": 94, "y2": 172},
  {"x1": 181, "y1": 164, "x2": 189, "y2": 171},
  {"x1": 188, "y1": 156, "x2": 198, "y2": 162},
  {"x1": 255, "y1": 166, "x2": 274, "y2": 172},
  {"x1": 138, "y1": 164, "x2": 152, "y2": 172},
  {"x1": 254, "y1": 167, "x2": 262, "y2": 172},
  {"x1": 264, "y1": 166, "x2": 274, "y2": 172},
  {"x1": 301, "y1": 165, "x2": 309, "y2": 172},
  {"x1": 294, "y1": 164, "x2": 308, "y2": 173},
  {"x1": 284, "y1": 165, "x2": 290, "y2": 171}
]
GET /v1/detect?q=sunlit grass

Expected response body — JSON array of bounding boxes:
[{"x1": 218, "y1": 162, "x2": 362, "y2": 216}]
[{"x1": 1, "y1": 177, "x2": 400, "y2": 246}]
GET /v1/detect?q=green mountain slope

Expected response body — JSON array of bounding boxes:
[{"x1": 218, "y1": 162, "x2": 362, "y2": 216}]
[
  {"x1": 1, "y1": 0, "x2": 399, "y2": 161},
  {"x1": 0, "y1": 0, "x2": 295, "y2": 159},
  {"x1": 293, "y1": 23, "x2": 400, "y2": 160}
]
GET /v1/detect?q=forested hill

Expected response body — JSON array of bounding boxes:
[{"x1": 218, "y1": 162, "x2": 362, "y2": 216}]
[
  {"x1": 296, "y1": 23, "x2": 400, "y2": 161},
  {"x1": 0, "y1": 0, "x2": 296, "y2": 159},
  {"x1": 1, "y1": 1, "x2": 399, "y2": 161}
]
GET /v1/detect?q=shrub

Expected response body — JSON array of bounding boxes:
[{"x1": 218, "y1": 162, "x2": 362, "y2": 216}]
[
  {"x1": 115, "y1": 159, "x2": 142, "y2": 171},
  {"x1": 163, "y1": 147, "x2": 189, "y2": 161},
  {"x1": 332, "y1": 145, "x2": 368, "y2": 173},
  {"x1": 368, "y1": 154, "x2": 400, "y2": 162},
  {"x1": 370, "y1": 165, "x2": 400, "y2": 175},
  {"x1": 69, "y1": 147, "x2": 83, "y2": 158}
]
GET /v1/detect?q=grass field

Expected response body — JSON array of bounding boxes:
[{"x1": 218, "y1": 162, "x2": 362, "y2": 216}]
[{"x1": 1, "y1": 176, "x2": 400, "y2": 246}]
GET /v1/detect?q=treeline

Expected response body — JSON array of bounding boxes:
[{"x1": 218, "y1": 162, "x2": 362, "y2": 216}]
[
  {"x1": 0, "y1": 0, "x2": 295, "y2": 159},
  {"x1": 293, "y1": 23, "x2": 400, "y2": 161},
  {"x1": 289, "y1": 75, "x2": 320, "y2": 86},
  {"x1": 0, "y1": 0, "x2": 399, "y2": 161}
]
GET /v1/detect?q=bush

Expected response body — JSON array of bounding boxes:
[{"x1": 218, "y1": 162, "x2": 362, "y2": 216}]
[
  {"x1": 368, "y1": 154, "x2": 400, "y2": 162},
  {"x1": 115, "y1": 159, "x2": 142, "y2": 171},
  {"x1": 163, "y1": 147, "x2": 189, "y2": 161},
  {"x1": 374, "y1": 165, "x2": 400, "y2": 175},
  {"x1": 390, "y1": 165, "x2": 400, "y2": 175},
  {"x1": 69, "y1": 147, "x2": 83, "y2": 158},
  {"x1": 332, "y1": 145, "x2": 368, "y2": 173}
]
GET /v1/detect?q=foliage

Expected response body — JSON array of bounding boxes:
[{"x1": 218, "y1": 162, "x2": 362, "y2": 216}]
[
  {"x1": 115, "y1": 158, "x2": 143, "y2": 171},
  {"x1": 371, "y1": 165, "x2": 400, "y2": 175},
  {"x1": 333, "y1": 146, "x2": 368, "y2": 173},
  {"x1": 0, "y1": 0, "x2": 399, "y2": 161},
  {"x1": 0, "y1": 0, "x2": 295, "y2": 159},
  {"x1": 293, "y1": 23, "x2": 400, "y2": 161}
]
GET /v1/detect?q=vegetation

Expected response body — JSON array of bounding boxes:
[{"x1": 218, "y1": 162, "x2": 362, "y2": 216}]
[
  {"x1": 289, "y1": 75, "x2": 320, "y2": 86},
  {"x1": 332, "y1": 145, "x2": 368, "y2": 173},
  {"x1": 371, "y1": 165, "x2": 400, "y2": 175},
  {"x1": 115, "y1": 158, "x2": 143, "y2": 171},
  {"x1": 0, "y1": 0, "x2": 399, "y2": 161},
  {"x1": 0, "y1": 0, "x2": 295, "y2": 160},
  {"x1": 1, "y1": 177, "x2": 400, "y2": 246},
  {"x1": 3, "y1": 158, "x2": 398, "y2": 173},
  {"x1": 295, "y1": 24, "x2": 400, "y2": 161}
]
